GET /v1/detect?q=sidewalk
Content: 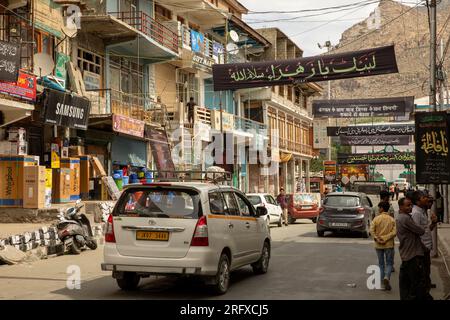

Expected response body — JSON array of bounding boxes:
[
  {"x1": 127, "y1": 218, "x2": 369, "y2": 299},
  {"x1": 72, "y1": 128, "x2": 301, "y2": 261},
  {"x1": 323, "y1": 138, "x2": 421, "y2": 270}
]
[{"x1": 437, "y1": 223, "x2": 450, "y2": 290}]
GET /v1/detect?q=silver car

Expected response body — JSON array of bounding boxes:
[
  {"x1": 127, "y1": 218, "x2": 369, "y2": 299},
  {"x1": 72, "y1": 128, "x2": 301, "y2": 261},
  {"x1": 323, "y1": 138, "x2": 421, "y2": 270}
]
[{"x1": 102, "y1": 182, "x2": 271, "y2": 294}]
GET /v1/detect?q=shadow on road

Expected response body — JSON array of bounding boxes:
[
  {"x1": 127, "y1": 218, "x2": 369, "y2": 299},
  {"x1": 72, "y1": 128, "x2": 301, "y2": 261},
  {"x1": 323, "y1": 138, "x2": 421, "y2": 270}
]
[{"x1": 301, "y1": 231, "x2": 371, "y2": 239}]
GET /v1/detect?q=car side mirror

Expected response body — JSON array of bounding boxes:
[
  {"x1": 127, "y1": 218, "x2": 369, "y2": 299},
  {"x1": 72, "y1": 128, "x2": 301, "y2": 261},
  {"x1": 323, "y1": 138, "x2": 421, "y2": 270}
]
[{"x1": 256, "y1": 206, "x2": 268, "y2": 217}]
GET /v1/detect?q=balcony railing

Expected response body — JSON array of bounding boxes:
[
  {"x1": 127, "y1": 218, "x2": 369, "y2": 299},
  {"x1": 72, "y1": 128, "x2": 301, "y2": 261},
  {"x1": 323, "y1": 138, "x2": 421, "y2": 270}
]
[
  {"x1": 234, "y1": 116, "x2": 267, "y2": 135},
  {"x1": 179, "y1": 25, "x2": 224, "y2": 63},
  {"x1": 270, "y1": 136, "x2": 313, "y2": 157},
  {"x1": 109, "y1": 11, "x2": 179, "y2": 53},
  {"x1": 86, "y1": 89, "x2": 168, "y2": 126}
]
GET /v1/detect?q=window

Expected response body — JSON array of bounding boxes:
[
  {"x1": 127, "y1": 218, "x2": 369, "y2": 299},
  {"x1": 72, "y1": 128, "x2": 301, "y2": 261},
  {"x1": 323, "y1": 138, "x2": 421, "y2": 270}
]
[
  {"x1": 324, "y1": 196, "x2": 360, "y2": 207},
  {"x1": 235, "y1": 193, "x2": 254, "y2": 217},
  {"x1": 264, "y1": 195, "x2": 277, "y2": 205},
  {"x1": 77, "y1": 48, "x2": 103, "y2": 75},
  {"x1": 223, "y1": 192, "x2": 240, "y2": 216},
  {"x1": 209, "y1": 192, "x2": 226, "y2": 215},
  {"x1": 247, "y1": 195, "x2": 262, "y2": 206},
  {"x1": 155, "y1": 4, "x2": 172, "y2": 21},
  {"x1": 34, "y1": 31, "x2": 54, "y2": 56}
]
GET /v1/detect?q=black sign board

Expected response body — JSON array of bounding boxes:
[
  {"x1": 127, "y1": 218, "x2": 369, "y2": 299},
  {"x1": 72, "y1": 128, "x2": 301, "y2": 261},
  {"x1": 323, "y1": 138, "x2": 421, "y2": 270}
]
[
  {"x1": 337, "y1": 152, "x2": 415, "y2": 165},
  {"x1": 340, "y1": 135, "x2": 410, "y2": 146},
  {"x1": 313, "y1": 96, "x2": 414, "y2": 118},
  {"x1": 42, "y1": 89, "x2": 91, "y2": 130},
  {"x1": 212, "y1": 45, "x2": 398, "y2": 91},
  {"x1": 327, "y1": 124, "x2": 415, "y2": 136},
  {"x1": 415, "y1": 112, "x2": 450, "y2": 184},
  {"x1": 0, "y1": 40, "x2": 20, "y2": 82}
]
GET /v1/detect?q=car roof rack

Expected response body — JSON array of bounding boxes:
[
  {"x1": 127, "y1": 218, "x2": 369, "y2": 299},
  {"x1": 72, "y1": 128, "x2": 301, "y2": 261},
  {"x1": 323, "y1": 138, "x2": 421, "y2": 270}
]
[{"x1": 144, "y1": 170, "x2": 233, "y2": 185}]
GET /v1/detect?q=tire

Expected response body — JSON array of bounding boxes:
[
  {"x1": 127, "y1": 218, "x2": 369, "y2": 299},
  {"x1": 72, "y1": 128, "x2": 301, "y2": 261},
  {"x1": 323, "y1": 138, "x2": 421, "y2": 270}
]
[
  {"x1": 211, "y1": 254, "x2": 231, "y2": 295},
  {"x1": 277, "y1": 216, "x2": 282, "y2": 227},
  {"x1": 288, "y1": 214, "x2": 296, "y2": 224},
  {"x1": 116, "y1": 272, "x2": 140, "y2": 291},
  {"x1": 361, "y1": 221, "x2": 369, "y2": 238},
  {"x1": 69, "y1": 238, "x2": 82, "y2": 255},
  {"x1": 317, "y1": 230, "x2": 325, "y2": 237},
  {"x1": 252, "y1": 241, "x2": 270, "y2": 275},
  {"x1": 87, "y1": 239, "x2": 97, "y2": 250},
  {"x1": 311, "y1": 217, "x2": 317, "y2": 223}
]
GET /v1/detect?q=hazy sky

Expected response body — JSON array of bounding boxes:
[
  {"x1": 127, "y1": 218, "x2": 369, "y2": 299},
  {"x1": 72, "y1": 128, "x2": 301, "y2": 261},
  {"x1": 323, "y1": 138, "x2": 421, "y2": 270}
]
[{"x1": 239, "y1": 0, "x2": 423, "y2": 56}]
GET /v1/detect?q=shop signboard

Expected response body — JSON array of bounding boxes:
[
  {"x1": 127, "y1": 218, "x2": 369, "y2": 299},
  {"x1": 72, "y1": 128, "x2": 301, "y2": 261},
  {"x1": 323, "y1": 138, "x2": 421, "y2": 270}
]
[
  {"x1": 337, "y1": 152, "x2": 415, "y2": 165},
  {"x1": 0, "y1": 40, "x2": 20, "y2": 82},
  {"x1": 43, "y1": 89, "x2": 91, "y2": 130},
  {"x1": 340, "y1": 135, "x2": 410, "y2": 146},
  {"x1": 192, "y1": 53, "x2": 214, "y2": 72},
  {"x1": 327, "y1": 124, "x2": 415, "y2": 136},
  {"x1": 323, "y1": 160, "x2": 337, "y2": 184},
  {"x1": 0, "y1": 71, "x2": 37, "y2": 101},
  {"x1": 112, "y1": 114, "x2": 145, "y2": 138},
  {"x1": 415, "y1": 112, "x2": 450, "y2": 184},
  {"x1": 313, "y1": 96, "x2": 413, "y2": 118},
  {"x1": 190, "y1": 30, "x2": 204, "y2": 53},
  {"x1": 338, "y1": 165, "x2": 369, "y2": 186},
  {"x1": 212, "y1": 45, "x2": 398, "y2": 91}
]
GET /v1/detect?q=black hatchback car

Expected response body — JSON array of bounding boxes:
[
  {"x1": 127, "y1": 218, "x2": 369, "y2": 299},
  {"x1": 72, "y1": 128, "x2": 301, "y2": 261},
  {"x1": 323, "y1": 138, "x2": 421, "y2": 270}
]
[{"x1": 316, "y1": 192, "x2": 373, "y2": 238}]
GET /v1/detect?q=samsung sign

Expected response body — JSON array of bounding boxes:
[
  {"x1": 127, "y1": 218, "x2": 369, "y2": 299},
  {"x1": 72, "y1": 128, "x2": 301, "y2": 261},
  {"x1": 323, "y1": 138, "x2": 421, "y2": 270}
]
[{"x1": 43, "y1": 89, "x2": 91, "y2": 130}]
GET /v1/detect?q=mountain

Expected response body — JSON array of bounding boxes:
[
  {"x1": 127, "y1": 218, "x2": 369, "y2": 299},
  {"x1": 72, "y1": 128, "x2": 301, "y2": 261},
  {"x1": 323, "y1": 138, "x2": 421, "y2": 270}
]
[{"x1": 329, "y1": 0, "x2": 450, "y2": 102}]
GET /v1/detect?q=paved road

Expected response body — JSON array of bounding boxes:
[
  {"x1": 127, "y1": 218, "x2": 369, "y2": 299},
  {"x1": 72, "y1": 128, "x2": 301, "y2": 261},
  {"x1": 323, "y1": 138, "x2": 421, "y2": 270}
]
[{"x1": 0, "y1": 220, "x2": 447, "y2": 300}]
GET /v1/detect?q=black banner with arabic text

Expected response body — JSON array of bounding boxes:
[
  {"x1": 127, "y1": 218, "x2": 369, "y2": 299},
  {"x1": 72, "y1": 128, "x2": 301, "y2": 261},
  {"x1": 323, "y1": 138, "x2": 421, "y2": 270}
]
[
  {"x1": 0, "y1": 40, "x2": 20, "y2": 82},
  {"x1": 327, "y1": 124, "x2": 415, "y2": 136},
  {"x1": 337, "y1": 152, "x2": 415, "y2": 165},
  {"x1": 313, "y1": 96, "x2": 414, "y2": 118},
  {"x1": 212, "y1": 45, "x2": 398, "y2": 91},
  {"x1": 415, "y1": 112, "x2": 450, "y2": 184},
  {"x1": 340, "y1": 135, "x2": 410, "y2": 146}
]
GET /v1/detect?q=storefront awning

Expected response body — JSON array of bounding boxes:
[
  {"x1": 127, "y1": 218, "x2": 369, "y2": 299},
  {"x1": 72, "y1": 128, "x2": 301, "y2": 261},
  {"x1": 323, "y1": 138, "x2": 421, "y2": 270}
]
[
  {"x1": 280, "y1": 152, "x2": 292, "y2": 163},
  {"x1": 0, "y1": 98, "x2": 34, "y2": 127}
]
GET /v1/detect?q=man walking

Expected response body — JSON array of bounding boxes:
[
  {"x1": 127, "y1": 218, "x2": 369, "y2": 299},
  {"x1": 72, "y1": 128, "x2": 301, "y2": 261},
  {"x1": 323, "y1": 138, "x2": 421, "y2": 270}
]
[
  {"x1": 277, "y1": 187, "x2": 288, "y2": 226},
  {"x1": 186, "y1": 97, "x2": 197, "y2": 126},
  {"x1": 396, "y1": 197, "x2": 426, "y2": 300},
  {"x1": 411, "y1": 191, "x2": 438, "y2": 299},
  {"x1": 370, "y1": 201, "x2": 397, "y2": 291},
  {"x1": 395, "y1": 184, "x2": 400, "y2": 200}
]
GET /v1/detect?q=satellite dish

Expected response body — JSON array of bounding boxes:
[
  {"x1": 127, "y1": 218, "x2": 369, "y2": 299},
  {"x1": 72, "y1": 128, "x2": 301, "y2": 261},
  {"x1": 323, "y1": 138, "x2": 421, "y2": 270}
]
[
  {"x1": 226, "y1": 43, "x2": 239, "y2": 55},
  {"x1": 229, "y1": 30, "x2": 239, "y2": 43},
  {"x1": 33, "y1": 53, "x2": 55, "y2": 77},
  {"x1": 61, "y1": 25, "x2": 78, "y2": 39}
]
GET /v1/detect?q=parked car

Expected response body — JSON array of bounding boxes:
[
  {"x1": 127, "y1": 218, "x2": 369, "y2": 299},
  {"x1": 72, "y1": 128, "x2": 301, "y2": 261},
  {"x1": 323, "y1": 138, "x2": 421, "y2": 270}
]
[
  {"x1": 316, "y1": 192, "x2": 373, "y2": 238},
  {"x1": 102, "y1": 182, "x2": 271, "y2": 294},
  {"x1": 247, "y1": 193, "x2": 283, "y2": 227},
  {"x1": 285, "y1": 193, "x2": 320, "y2": 224}
]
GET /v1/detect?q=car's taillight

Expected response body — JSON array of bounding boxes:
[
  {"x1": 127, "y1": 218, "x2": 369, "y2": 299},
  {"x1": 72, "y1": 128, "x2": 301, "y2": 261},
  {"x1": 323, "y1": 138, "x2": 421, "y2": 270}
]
[
  {"x1": 105, "y1": 214, "x2": 116, "y2": 243},
  {"x1": 191, "y1": 215, "x2": 208, "y2": 246},
  {"x1": 319, "y1": 207, "x2": 325, "y2": 214},
  {"x1": 356, "y1": 207, "x2": 365, "y2": 213}
]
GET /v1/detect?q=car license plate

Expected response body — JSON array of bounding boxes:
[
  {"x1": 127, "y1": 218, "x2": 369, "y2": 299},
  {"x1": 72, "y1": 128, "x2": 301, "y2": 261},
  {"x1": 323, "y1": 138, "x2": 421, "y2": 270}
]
[
  {"x1": 302, "y1": 206, "x2": 312, "y2": 210},
  {"x1": 331, "y1": 222, "x2": 348, "y2": 227},
  {"x1": 136, "y1": 231, "x2": 169, "y2": 241}
]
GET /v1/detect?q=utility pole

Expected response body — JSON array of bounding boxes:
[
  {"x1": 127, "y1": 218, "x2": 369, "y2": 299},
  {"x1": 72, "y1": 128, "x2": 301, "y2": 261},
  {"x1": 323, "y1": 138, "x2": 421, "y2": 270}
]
[{"x1": 428, "y1": 0, "x2": 438, "y2": 258}]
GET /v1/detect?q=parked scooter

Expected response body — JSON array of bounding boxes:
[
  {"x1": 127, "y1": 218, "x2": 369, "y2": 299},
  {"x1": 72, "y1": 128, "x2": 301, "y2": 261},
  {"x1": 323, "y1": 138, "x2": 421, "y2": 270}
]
[{"x1": 57, "y1": 200, "x2": 97, "y2": 254}]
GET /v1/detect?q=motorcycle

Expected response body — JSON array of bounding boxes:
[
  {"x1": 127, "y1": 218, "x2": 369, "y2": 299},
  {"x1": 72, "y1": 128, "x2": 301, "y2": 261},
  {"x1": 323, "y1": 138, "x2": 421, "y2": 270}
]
[{"x1": 57, "y1": 200, "x2": 98, "y2": 254}]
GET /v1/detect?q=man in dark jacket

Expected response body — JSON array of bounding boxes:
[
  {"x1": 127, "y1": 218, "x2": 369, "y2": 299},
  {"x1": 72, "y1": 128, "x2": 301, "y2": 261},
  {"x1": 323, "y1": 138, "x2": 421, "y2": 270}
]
[
  {"x1": 276, "y1": 188, "x2": 288, "y2": 226},
  {"x1": 396, "y1": 197, "x2": 427, "y2": 300}
]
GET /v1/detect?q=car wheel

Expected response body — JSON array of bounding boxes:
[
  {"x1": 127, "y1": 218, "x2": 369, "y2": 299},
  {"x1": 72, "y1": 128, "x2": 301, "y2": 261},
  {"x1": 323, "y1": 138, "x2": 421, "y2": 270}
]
[
  {"x1": 277, "y1": 216, "x2": 282, "y2": 227},
  {"x1": 311, "y1": 217, "x2": 317, "y2": 223},
  {"x1": 252, "y1": 241, "x2": 270, "y2": 275},
  {"x1": 317, "y1": 230, "x2": 325, "y2": 237},
  {"x1": 288, "y1": 214, "x2": 296, "y2": 224},
  {"x1": 361, "y1": 221, "x2": 369, "y2": 238},
  {"x1": 212, "y1": 254, "x2": 230, "y2": 295},
  {"x1": 69, "y1": 237, "x2": 81, "y2": 255},
  {"x1": 116, "y1": 272, "x2": 140, "y2": 291}
]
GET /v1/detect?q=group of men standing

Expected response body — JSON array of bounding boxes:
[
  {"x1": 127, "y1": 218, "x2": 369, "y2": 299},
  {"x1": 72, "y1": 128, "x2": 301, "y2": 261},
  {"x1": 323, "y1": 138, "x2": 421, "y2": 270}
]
[{"x1": 370, "y1": 190, "x2": 438, "y2": 299}]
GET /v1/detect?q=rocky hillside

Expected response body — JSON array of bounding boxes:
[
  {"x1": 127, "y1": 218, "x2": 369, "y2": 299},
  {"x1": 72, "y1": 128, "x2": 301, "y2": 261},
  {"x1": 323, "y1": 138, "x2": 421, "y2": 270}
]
[{"x1": 329, "y1": 0, "x2": 450, "y2": 101}]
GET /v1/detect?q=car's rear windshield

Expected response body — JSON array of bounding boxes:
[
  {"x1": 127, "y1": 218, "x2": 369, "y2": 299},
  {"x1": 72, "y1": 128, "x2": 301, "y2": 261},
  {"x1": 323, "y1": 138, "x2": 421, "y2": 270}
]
[
  {"x1": 324, "y1": 196, "x2": 360, "y2": 207},
  {"x1": 247, "y1": 195, "x2": 262, "y2": 205},
  {"x1": 115, "y1": 187, "x2": 200, "y2": 219},
  {"x1": 293, "y1": 194, "x2": 314, "y2": 204}
]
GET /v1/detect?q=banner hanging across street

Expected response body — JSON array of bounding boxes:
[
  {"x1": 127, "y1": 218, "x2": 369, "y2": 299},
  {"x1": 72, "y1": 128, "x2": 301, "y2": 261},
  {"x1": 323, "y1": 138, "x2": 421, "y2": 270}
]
[
  {"x1": 340, "y1": 135, "x2": 410, "y2": 146},
  {"x1": 212, "y1": 45, "x2": 398, "y2": 91},
  {"x1": 337, "y1": 152, "x2": 415, "y2": 165},
  {"x1": 42, "y1": 89, "x2": 91, "y2": 130},
  {"x1": 415, "y1": 112, "x2": 450, "y2": 184},
  {"x1": 327, "y1": 123, "x2": 415, "y2": 136},
  {"x1": 312, "y1": 96, "x2": 414, "y2": 118}
]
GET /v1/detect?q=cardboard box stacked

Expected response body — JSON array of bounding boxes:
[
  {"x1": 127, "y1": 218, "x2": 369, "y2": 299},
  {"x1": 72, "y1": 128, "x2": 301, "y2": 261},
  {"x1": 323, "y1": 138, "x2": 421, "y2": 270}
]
[
  {"x1": 60, "y1": 158, "x2": 80, "y2": 201},
  {"x1": 0, "y1": 128, "x2": 27, "y2": 156}
]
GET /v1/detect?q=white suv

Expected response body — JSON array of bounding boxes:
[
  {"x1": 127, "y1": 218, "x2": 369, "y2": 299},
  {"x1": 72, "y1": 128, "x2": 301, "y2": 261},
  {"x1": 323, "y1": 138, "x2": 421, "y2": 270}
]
[
  {"x1": 247, "y1": 193, "x2": 283, "y2": 227},
  {"x1": 101, "y1": 182, "x2": 271, "y2": 294}
]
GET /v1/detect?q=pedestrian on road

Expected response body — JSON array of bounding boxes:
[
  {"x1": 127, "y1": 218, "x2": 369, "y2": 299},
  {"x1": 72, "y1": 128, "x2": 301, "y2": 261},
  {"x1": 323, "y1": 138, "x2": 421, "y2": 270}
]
[
  {"x1": 396, "y1": 197, "x2": 427, "y2": 300},
  {"x1": 435, "y1": 191, "x2": 444, "y2": 223},
  {"x1": 370, "y1": 201, "x2": 397, "y2": 291},
  {"x1": 389, "y1": 184, "x2": 395, "y2": 200},
  {"x1": 395, "y1": 184, "x2": 400, "y2": 200},
  {"x1": 373, "y1": 190, "x2": 395, "y2": 219},
  {"x1": 411, "y1": 190, "x2": 438, "y2": 299},
  {"x1": 277, "y1": 188, "x2": 288, "y2": 226}
]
